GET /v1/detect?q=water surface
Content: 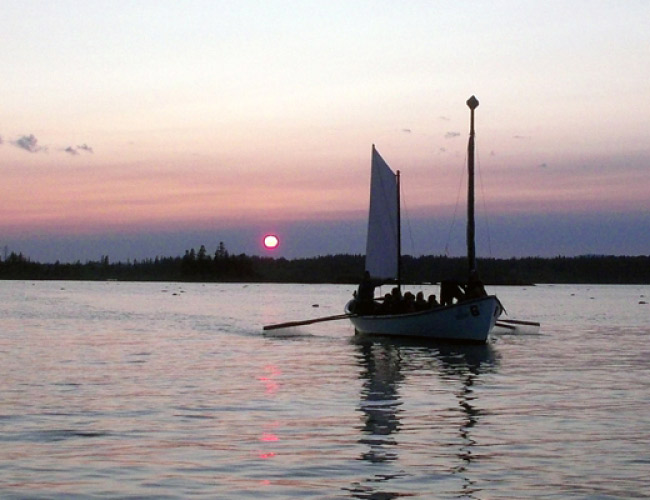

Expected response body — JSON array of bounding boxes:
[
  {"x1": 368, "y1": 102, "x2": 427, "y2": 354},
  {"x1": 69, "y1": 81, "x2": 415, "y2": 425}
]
[{"x1": 1, "y1": 281, "x2": 648, "y2": 498}]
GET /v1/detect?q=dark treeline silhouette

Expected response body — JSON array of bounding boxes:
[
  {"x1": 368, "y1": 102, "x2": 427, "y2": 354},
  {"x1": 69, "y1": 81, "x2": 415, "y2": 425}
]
[{"x1": 0, "y1": 245, "x2": 648, "y2": 284}]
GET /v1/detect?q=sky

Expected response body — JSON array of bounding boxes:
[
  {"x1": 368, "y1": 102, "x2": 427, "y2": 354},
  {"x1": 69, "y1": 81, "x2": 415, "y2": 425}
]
[{"x1": 2, "y1": 0, "x2": 649, "y2": 263}]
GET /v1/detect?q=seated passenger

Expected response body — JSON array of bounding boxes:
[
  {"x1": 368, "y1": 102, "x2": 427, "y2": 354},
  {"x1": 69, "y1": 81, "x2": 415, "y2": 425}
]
[
  {"x1": 389, "y1": 287, "x2": 403, "y2": 314},
  {"x1": 427, "y1": 294, "x2": 440, "y2": 308},
  {"x1": 403, "y1": 292, "x2": 416, "y2": 313},
  {"x1": 415, "y1": 291, "x2": 428, "y2": 311},
  {"x1": 378, "y1": 293, "x2": 393, "y2": 315}
]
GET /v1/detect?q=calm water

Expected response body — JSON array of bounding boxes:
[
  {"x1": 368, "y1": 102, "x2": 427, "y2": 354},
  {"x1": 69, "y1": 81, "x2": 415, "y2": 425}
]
[{"x1": 1, "y1": 281, "x2": 649, "y2": 499}]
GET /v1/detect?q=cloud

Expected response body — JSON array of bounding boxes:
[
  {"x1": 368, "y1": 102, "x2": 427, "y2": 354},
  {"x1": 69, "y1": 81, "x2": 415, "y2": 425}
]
[
  {"x1": 537, "y1": 162, "x2": 548, "y2": 168},
  {"x1": 439, "y1": 116, "x2": 451, "y2": 121},
  {"x1": 0, "y1": 135, "x2": 4, "y2": 145},
  {"x1": 13, "y1": 134, "x2": 46, "y2": 153},
  {"x1": 513, "y1": 135, "x2": 531, "y2": 140},
  {"x1": 63, "y1": 143, "x2": 94, "y2": 155},
  {"x1": 401, "y1": 128, "x2": 412, "y2": 134},
  {"x1": 444, "y1": 131, "x2": 461, "y2": 139},
  {"x1": 7, "y1": 133, "x2": 93, "y2": 155}
]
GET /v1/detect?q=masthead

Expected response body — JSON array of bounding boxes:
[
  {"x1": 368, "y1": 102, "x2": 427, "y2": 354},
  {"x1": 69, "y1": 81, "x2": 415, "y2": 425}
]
[{"x1": 466, "y1": 95, "x2": 479, "y2": 110}]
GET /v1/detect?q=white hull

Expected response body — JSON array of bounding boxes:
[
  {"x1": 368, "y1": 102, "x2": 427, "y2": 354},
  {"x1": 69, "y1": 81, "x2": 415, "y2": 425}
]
[{"x1": 345, "y1": 295, "x2": 502, "y2": 343}]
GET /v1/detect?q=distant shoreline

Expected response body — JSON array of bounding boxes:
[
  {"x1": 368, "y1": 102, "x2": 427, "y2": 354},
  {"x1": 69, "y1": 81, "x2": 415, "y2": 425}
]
[{"x1": 1, "y1": 251, "x2": 649, "y2": 285}]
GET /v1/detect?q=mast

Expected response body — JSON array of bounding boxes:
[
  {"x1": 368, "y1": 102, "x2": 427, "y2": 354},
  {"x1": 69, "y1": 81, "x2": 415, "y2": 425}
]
[
  {"x1": 396, "y1": 169, "x2": 402, "y2": 290},
  {"x1": 466, "y1": 95, "x2": 479, "y2": 276}
]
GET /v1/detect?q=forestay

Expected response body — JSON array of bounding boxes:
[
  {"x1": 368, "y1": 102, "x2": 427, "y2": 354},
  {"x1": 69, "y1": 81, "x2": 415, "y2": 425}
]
[{"x1": 365, "y1": 145, "x2": 399, "y2": 281}]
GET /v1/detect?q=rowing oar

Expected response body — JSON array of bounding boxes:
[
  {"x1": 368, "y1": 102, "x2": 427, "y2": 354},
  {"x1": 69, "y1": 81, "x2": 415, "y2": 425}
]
[
  {"x1": 495, "y1": 321, "x2": 517, "y2": 330},
  {"x1": 263, "y1": 313, "x2": 354, "y2": 331},
  {"x1": 498, "y1": 319, "x2": 541, "y2": 327}
]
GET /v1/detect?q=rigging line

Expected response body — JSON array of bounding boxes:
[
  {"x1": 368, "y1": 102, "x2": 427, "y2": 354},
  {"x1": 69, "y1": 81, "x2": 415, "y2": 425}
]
[
  {"x1": 444, "y1": 152, "x2": 467, "y2": 256},
  {"x1": 475, "y1": 134, "x2": 493, "y2": 258}
]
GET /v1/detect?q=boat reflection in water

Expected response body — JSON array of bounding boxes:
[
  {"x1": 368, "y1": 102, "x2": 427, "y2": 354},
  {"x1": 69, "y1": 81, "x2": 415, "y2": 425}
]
[
  {"x1": 355, "y1": 339, "x2": 405, "y2": 465},
  {"x1": 346, "y1": 336, "x2": 498, "y2": 499}
]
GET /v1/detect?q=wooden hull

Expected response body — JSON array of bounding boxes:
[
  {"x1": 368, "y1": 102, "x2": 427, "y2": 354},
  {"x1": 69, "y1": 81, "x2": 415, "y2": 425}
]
[{"x1": 345, "y1": 295, "x2": 502, "y2": 343}]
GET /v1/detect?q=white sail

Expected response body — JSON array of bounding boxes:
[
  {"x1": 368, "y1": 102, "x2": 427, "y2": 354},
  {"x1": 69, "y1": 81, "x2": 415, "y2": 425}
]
[{"x1": 365, "y1": 145, "x2": 399, "y2": 281}]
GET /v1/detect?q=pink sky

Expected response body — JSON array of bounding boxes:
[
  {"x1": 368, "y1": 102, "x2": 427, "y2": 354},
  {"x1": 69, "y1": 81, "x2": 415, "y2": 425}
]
[{"x1": 2, "y1": 1, "x2": 649, "y2": 261}]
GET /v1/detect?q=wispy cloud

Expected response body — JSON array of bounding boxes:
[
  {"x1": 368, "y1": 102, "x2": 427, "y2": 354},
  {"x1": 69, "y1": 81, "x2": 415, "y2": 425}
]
[
  {"x1": 13, "y1": 134, "x2": 47, "y2": 153},
  {"x1": 513, "y1": 135, "x2": 531, "y2": 140},
  {"x1": 63, "y1": 143, "x2": 94, "y2": 155},
  {"x1": 444, "y1": 131, "x2": 461, "y2": 139},
  {"x1": 401, "y1": 128, "x2": 412, "y2": 134}
]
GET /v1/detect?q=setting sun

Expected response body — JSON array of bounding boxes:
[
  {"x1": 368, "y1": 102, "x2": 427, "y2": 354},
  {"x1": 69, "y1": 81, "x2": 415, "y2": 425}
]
[{"x1": 263, "y1": 234, "x2": 280, "y2": 250}]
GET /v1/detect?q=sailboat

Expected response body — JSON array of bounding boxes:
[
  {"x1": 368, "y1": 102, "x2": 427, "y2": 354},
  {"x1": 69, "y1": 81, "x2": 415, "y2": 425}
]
[{"x1": 345, "y1": 96, "x2": 503, "y2": 343}]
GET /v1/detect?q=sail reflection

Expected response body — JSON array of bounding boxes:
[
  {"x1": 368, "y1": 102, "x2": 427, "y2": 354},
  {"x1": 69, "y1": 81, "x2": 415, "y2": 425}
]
[
  {"x1": 356, "y1": 341, "x2": 404, "y2": 463},
  {"x1": 350, "y1": 336, "x2": 498, "y2": 499}
]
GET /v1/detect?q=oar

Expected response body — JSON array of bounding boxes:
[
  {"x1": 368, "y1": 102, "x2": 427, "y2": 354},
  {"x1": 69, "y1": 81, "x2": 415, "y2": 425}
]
[
  {"x1": 499, "y1": 319, "x2": 541, "y2": 327},
  {"x1": 495, "y1": 321, "x2": 517, "y2": 330},
  {"x1": 263, "y1": 313, "x2": 354, "y2": 331}
]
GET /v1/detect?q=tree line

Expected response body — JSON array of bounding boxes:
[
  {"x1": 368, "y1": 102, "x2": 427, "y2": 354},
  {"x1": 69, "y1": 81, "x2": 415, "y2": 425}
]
[{"x1": 0, "y1": 244, "x2": 648, "y2": 284}]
